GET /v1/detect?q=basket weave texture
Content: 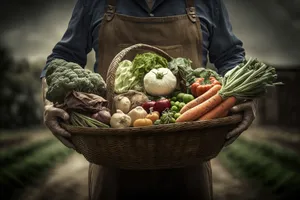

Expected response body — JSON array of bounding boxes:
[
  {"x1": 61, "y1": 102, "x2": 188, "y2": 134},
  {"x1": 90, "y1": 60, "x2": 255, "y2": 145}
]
[{"x1": 62, "y1": 44, "x2": 243, "y2": 170}]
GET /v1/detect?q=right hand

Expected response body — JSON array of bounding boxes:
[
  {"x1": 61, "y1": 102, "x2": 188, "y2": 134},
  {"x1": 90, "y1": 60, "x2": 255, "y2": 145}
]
[
  {"x1": 44, "y1": 105, "x2": 75, "y2": 149},
  {"x1": 224, "y1": 100, "x2": 257, "y2": 147}
]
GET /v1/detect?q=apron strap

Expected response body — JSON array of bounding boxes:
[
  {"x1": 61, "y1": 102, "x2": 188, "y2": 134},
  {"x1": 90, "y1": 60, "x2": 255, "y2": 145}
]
[
  {"x1": 108, "y1": 0, "x2": 116, "y2": 6},
  {"x1": 185, "y1": 0, "x2": 195, "y2": 8},
  {"x1": 106, "y1": 0, "x2": 116, "y2": 21},
  {"x1": 185, "y1": 0, "x2": 197, "y2": 23}
]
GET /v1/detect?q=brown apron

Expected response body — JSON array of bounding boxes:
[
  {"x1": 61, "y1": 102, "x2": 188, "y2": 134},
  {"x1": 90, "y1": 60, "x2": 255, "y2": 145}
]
[{"x1": 89, "y1": 0, "x2": 212, "y2": 199}]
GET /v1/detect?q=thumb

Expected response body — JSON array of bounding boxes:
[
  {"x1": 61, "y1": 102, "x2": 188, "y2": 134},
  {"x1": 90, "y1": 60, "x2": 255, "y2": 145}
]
[
  {"x1": 230, "y1": 101, "x2": 253, "y2": 113},
  {"x1": 52, "y1": 108, "x2": 70, "y2": 121}
]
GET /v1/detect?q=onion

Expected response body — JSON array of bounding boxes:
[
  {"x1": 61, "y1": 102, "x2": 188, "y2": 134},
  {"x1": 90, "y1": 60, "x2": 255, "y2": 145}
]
[
  {"x1": 114, "y1": 96, "x2": 131, "y2": 113},
  {"x1": 91, "y1": 109, "x2": 111, "y2": 125}
]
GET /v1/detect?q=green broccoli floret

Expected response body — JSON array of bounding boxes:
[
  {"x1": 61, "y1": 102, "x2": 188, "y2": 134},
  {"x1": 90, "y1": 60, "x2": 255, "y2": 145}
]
[{"x1": 45, "y1": 59, "x2": 107, "y2": 103}]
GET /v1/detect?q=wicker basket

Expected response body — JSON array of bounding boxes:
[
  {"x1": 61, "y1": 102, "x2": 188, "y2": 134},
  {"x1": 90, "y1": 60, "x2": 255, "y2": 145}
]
[{"x1": 62, "y1": 44, "x2": 244, "y2": 170}]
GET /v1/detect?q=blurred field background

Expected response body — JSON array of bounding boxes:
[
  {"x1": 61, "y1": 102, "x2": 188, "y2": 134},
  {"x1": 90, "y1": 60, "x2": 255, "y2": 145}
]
[{"x1": 0, "y1": 0, "x2": 300, "y2": 200}]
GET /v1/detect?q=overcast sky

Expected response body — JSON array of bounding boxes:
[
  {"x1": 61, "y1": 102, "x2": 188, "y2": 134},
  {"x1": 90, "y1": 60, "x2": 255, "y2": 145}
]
[
  {"x1": 0, "y1": 0, "x2": 299, "y2": 68},
  {"x1": 0, "y1": 0, "x2": 79, "y2": 62}
]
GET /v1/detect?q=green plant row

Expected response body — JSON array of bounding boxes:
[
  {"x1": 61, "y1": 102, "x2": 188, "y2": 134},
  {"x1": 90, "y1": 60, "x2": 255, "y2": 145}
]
[
  {"x1": 0, "y1": 141, "x2": 73, "y2": 199},
  {"x1": 237, "y1": 138, "x2": 300, "y2": 172},
  {"x1": 219, "y1": 139, "x2": 300, "y2": 199},
  {"x1": 0, "y1": 138, "x2": 57, "y2": 167}
]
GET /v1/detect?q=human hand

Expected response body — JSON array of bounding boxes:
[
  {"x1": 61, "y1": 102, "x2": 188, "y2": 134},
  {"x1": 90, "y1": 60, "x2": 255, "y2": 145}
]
[
  {"x1": 44, "y1": 105, "x2": 75, "y2": 149},
  {"x1": 224, "y1": 100, "x2": 258, "y2": 147}
]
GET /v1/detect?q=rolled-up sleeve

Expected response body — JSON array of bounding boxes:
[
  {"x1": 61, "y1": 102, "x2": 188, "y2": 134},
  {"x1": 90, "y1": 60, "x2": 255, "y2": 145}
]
[
  {"x1": 40, "y1": 0, "x2": 92, "y2": 78},
  {"x1": 208, "y1": 0, "x2": 245, "y2": 76}
]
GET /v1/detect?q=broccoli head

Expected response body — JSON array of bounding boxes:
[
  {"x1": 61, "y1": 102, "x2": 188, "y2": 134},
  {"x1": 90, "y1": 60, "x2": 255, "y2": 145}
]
[{"x1": 45, "y1": 59, "x2": 106, "y2": 104}]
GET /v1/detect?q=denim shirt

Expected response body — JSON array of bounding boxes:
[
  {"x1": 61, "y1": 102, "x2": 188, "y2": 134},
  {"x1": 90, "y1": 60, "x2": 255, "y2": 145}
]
[{"x1": 41, "y1": 0, "x2": 245, "y2": 78}]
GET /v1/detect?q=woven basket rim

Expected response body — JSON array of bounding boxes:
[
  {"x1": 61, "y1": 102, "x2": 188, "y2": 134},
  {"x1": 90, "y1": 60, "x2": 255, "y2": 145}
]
[{"x1": 61, "y1": 114, "x2": 243, "y2": 136}]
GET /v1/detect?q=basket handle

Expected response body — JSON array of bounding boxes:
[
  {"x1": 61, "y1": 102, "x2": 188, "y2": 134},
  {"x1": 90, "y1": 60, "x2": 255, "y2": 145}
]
[{"x1": 105, "y1": 43, "x2": 173, "y2": 109}]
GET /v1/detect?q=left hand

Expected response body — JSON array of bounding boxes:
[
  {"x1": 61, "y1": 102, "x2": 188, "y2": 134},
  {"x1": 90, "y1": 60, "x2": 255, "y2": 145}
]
[{"x1": 224, "y1": 99, "x2": 258, "y2": 147}]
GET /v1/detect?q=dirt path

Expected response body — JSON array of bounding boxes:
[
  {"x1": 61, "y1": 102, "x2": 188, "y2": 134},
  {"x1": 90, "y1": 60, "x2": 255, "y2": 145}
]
[{"x1": 211, "y1": 158, "x2": 253, "y2": 200}]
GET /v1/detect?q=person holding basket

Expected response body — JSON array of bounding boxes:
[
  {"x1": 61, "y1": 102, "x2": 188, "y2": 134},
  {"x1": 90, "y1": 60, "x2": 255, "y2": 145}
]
[{"x1": 41, "y1": 0, "x2": 256, "y2": 199}]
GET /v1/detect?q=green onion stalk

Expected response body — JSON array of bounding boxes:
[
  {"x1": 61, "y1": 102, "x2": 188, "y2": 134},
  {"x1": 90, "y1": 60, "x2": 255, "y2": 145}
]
[
  {"x1": 219, "y1": 58, "x2": 283, "y2": 100},
  {"x1": 69, "y1": 112, "x2": 110, "y2": 128}
]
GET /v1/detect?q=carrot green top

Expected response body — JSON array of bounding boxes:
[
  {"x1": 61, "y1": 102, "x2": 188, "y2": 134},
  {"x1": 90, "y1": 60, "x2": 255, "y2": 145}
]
[{"x1": 219, "y1": 58, "x2": 282, "y2": 100}]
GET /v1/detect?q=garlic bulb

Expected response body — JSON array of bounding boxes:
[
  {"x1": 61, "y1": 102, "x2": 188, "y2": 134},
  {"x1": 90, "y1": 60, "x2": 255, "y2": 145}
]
[{"x1": 110, "y1": 110, "x2": 131, "y2": 128}]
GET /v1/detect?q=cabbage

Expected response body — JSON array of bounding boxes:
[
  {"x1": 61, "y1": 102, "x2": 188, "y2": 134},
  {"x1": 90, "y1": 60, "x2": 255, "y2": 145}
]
[{"x1": 114, "y1": 60, "x2": 140, "y2": 93}]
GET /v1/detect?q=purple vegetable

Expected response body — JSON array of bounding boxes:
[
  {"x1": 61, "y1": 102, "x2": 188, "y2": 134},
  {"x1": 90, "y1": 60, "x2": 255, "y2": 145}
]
[
  {"x1": 153, "y1": 98, "x2": 171, "y2": 114},
  {"x1": 91, "y1": 109, "x2": 111, "y2": 125}
]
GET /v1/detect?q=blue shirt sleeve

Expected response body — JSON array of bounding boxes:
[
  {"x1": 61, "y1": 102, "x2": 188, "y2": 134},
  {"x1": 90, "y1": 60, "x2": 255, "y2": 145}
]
[
  {"x1": 40, "y1": 0, "x2": 92, "y2": 78},
  {"x1": 208, "y1": 0, "x2": 245, "y2": 76}
]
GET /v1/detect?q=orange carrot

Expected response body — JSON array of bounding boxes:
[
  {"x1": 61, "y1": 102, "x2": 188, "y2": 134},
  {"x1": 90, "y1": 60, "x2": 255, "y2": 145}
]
[
  {"x1": 198, "y1": 97, "x2": 236, "y2": 121},
  {"x1": 196, "y1": 84, "x2": 213, "y2": 97},
  {"x1": 176, "y1": 93, "x2": 223, "y2": 122},
  {"x1": 180, "y1": 84, "x2": 222, "y2": 114},
  {"x1": 191, "y1": 78, "x2": 204, "y2": 97}
]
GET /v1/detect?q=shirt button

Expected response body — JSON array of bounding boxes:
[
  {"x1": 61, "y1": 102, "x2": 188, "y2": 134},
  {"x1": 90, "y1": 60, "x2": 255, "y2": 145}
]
[{"x1": 149, "y1": 13, "x2": 154, "y2": 17}]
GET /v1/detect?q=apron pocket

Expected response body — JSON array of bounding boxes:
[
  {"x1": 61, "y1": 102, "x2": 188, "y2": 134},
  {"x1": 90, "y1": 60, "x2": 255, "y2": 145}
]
[{"x1": 117, "y1": 44, "x2": 183, "y2": 61}]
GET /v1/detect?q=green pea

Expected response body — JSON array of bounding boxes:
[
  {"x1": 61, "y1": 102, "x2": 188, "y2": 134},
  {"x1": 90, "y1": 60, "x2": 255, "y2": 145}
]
[
  {"x1": 174, "y1": 113, "x2": 181, "y2": 119},
  {"x1": 170, "y1": 101, "x2": 175, "y2": 106},
  {"x1": 171, "y1": 106, "x2": 179, "y2": 112},
  {"x1": 179, "y1": 102, "x2": 186, "y2": 109},
  {"x1": 175, "y1": 101, "x2": 180, "y2": 107},
  {"x1": 171, "y1": 97, "x2": 177, "y2": 101}
]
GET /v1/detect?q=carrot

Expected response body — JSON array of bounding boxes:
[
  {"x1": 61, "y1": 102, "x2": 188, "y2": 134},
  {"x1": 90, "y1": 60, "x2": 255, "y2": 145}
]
[
  {"x1": 196, "y1": 84, "x2": 213, "y2": 97},
  {"x1": 180, "y1": 84, "x2": 222, "y2": 114},
  {"x1": 209, "y1": 77, "x2": 221, "y2": 85},
  {"x1": 176, "y1": 93, "x2": 223, "y2": 122},
  {"x1": 191, "y1": 78, "x2": 204, "y2": 97},
  {"x1": 198, "y1": 97, "x2": 237, "y2": 121}
]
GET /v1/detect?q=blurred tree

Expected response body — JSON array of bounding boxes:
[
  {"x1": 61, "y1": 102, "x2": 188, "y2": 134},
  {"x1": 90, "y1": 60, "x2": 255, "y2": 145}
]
[{"x1": 0, "y1": 45, "x2": 43, "y2": 129}]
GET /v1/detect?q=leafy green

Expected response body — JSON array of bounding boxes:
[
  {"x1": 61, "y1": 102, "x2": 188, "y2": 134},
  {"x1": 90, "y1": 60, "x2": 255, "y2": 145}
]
[
  {"x1": 45, "y1": 59, "x2": 106, "y2": 103},
  {"x1": 192, "y1": 68, "x2": 223, "y2": 85},
  {"x1": 168, "y1": 57, "x2": 194, "y2": 92},
  {"x1": 114, "y1": 53, "x2": 168, "y2": 93}
]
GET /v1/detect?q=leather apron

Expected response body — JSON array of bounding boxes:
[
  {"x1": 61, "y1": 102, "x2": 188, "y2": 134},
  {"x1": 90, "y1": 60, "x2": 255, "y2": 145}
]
[{"x1": 89, "y1": 0, "x2": 212, "y2": 199}]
